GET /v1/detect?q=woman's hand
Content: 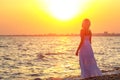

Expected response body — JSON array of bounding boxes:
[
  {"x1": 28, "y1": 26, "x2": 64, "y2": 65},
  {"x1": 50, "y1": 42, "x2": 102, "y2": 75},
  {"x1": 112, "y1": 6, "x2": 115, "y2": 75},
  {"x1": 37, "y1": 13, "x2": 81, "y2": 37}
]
[{"x1": 75, "y1": 51, "x2": 78, "y2": 56}]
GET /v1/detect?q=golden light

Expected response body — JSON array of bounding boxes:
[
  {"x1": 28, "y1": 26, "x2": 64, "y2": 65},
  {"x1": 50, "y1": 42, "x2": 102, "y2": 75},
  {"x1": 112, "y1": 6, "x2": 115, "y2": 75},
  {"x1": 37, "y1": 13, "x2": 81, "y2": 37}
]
[{"x1": 38, "y1": 0, "x2": 91, "y2": 21}]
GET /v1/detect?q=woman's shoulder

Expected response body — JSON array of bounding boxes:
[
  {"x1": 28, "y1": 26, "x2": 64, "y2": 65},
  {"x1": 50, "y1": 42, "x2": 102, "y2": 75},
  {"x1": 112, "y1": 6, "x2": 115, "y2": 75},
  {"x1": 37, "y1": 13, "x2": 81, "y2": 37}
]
[
  {"x1": 80, "y1": 29, "x2": 92, "y2": 36},
  {"x1": 80, "y1": 29, "x2": 84, "y2": 34}
]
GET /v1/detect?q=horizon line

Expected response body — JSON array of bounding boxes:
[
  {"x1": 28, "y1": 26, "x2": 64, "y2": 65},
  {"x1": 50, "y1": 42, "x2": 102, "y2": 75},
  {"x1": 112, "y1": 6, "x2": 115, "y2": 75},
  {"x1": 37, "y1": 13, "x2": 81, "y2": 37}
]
[{"x1": 0, "y1": 33, "x2": 120, "y2": 36}]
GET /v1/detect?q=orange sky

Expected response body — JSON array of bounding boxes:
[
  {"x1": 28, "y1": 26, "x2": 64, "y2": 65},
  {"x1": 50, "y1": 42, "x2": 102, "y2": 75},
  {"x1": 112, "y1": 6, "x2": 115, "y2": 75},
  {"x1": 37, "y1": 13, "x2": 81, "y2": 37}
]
[{"x1": 0, "y1": 0, "x2": 120, "y2": 35}]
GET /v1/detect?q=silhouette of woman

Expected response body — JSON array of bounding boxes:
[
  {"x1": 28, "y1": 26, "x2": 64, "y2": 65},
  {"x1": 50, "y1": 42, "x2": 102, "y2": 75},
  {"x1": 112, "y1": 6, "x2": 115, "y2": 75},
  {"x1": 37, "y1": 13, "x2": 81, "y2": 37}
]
[{"x1": 75, "y1": 19, "x2": 102, "y2": 78}]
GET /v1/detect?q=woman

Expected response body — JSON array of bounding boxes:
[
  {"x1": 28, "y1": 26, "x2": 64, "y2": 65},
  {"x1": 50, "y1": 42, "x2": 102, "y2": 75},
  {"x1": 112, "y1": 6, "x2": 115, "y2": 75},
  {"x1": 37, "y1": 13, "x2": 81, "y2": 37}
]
[{"x1": 75, "y1": 19, "x2": 102, "y2": 78}]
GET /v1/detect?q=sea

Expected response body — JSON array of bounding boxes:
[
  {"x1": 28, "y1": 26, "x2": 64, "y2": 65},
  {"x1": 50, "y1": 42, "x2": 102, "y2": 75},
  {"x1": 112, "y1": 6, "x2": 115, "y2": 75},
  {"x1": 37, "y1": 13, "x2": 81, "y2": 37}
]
[{"x1": 0, "y1": 36, "x2": 120, "y2": 80}]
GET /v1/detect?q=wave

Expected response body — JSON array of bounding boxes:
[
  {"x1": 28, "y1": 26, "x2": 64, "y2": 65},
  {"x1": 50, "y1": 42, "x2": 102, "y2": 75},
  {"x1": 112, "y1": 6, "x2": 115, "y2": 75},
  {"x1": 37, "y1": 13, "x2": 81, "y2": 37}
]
[{"x1": 0, "y1": 45, "x2": 8, "y2": 48}]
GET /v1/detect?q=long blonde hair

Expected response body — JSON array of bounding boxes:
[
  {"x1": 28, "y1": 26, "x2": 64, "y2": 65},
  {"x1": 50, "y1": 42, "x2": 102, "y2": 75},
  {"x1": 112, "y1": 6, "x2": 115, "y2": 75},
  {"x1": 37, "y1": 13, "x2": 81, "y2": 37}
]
[{"x1": 82, "y1": 19, "x2": 91, "y2": 36}]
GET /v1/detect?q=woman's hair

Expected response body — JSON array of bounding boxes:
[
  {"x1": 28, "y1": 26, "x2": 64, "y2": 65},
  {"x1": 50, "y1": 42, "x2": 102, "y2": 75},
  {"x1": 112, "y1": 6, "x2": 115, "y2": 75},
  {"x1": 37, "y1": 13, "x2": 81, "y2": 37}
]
[{"x1": 82, "y1": 19, "x2": 91, "y2": 29}]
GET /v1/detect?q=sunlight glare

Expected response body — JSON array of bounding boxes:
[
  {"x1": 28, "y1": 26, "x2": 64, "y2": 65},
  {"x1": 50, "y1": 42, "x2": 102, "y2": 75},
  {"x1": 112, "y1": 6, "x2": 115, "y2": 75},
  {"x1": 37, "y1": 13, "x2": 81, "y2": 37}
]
[{"x1": 42, "y1": 0, "x2": 90, "y2": 21}]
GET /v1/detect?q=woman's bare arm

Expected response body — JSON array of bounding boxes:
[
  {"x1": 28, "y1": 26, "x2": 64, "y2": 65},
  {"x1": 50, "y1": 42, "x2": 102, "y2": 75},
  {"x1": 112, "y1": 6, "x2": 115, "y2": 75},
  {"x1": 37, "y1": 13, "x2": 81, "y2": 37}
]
[{"x1": 75, "y1": 30, "x2": 84, "y2": 56}]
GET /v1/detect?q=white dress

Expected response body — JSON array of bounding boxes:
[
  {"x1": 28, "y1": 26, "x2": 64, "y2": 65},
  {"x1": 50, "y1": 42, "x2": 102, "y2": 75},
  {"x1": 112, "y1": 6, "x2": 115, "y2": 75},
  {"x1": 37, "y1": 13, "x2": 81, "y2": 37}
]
[{"x1": 79, "y1": 36, "x2": 102, "y2": 78}]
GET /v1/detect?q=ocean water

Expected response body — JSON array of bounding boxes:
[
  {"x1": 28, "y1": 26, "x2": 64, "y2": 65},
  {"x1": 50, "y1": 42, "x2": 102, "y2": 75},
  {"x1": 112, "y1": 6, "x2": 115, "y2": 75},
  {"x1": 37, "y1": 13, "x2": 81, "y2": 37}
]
[{"x1": 0, "y1": 36, "x2": 120, "y2": 80}]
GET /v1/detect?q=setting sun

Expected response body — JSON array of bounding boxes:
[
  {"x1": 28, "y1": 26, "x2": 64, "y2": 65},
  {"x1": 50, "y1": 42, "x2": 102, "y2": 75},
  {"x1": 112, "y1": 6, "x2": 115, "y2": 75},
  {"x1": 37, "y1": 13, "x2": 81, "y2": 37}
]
[
  {"x1": 0, "y1": 0, "x2": 120, "y2": 35},
  {"x1": 40, "y1": 0, "x2": 91, "y2": 21}
]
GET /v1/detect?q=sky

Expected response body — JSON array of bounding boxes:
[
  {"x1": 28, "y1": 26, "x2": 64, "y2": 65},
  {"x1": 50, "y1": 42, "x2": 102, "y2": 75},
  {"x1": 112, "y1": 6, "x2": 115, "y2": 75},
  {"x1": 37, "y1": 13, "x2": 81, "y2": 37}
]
[{"x1": 0, "y1": 0, "x2": 120, "y2": 35}]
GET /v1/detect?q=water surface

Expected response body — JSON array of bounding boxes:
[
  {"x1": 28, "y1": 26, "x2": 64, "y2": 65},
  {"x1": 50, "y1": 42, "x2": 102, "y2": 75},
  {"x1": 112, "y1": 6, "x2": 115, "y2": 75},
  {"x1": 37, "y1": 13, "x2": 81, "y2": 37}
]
[{"x1": 0, "y1": 36, "x2": 120, "y2": 80}]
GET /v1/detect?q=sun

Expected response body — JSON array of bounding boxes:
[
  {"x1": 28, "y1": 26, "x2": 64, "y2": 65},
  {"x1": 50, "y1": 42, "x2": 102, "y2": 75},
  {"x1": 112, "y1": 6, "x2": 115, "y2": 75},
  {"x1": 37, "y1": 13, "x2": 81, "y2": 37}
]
[{"x1": 40, "y1": 0, "x2": 91, "y2": 21}]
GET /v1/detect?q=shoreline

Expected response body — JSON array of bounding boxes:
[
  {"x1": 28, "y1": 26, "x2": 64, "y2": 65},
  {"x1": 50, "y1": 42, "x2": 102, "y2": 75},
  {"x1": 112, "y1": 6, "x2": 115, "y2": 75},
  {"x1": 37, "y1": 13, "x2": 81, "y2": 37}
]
[
  {"x1": 33, "y1": 70, "x2": 120, "y2": 80},
  {"x1": 63, "y1": 70, "x2": 120, "y2": 80}
]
